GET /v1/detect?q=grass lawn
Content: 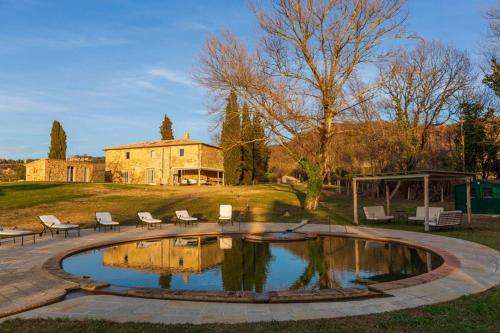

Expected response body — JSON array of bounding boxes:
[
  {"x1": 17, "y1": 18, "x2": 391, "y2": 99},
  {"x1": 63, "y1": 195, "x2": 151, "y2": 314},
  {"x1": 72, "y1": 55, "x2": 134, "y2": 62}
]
[
  {"x1": 0, "y1": 182, "x2": 499, "y2": 332},
  {"x1": 0, "y1": 182, "x2": 332, "y2": 231}
]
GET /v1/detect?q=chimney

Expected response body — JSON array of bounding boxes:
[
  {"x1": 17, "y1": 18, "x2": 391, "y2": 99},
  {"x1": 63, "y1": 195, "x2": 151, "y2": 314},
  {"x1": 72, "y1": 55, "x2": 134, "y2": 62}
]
[{"x1": 183, "y1": 132, "x2": 190, "y2": 140}]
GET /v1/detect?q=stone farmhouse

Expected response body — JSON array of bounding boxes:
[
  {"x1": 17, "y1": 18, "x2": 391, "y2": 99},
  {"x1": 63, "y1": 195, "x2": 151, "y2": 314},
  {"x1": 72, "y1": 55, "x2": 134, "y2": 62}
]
[
  {"x1": 104, "y1": 133, "x2": 224, "y2": 186},
  {"x1": 25, "y1": 158, "x2": 105, "y2": 182}
]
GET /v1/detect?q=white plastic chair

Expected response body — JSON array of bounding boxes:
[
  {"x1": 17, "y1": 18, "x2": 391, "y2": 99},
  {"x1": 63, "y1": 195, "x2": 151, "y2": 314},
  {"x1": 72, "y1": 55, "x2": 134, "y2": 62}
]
[{"x1": 218, "y1": 204, "x2": 233, "y2": 225}]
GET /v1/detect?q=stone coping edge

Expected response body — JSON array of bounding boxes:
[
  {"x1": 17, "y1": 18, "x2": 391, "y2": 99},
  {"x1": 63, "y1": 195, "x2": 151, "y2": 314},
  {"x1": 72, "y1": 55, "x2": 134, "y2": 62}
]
[
  {"x1": 0, "y1": 290, "x2": 67, "y2": 320},
  {"x1": 41, "y1": 230, "x2": 460, "y2": 303}
]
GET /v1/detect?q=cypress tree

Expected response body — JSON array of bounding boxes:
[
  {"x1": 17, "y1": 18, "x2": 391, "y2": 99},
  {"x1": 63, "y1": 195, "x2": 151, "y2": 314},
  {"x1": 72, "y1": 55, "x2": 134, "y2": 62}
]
[
  {"x1": 252, "y1": 114, "x2": 268, "y2": 182},
  {"x1": 220, "y1": 91, "x2": 242, "y2": 185},
  {"x1": 48, "y1": 120, "x2": 67, "y2": 160},
  {"x1": 160, "y1": 114, "x2": 174, "y2": 140},
  {"x1": 241, "y1": 103, "x2": 253, "y2": 185}
]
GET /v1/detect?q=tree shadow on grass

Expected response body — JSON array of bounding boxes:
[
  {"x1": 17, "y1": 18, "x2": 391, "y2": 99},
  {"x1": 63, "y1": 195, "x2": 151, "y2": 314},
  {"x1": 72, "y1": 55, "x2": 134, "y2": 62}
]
[
  {"x1": 0, "y1": 183, "x2": 67, "y2": 197},
  {"x1": 265, "y1": 183, "x2": 307, "y2": 208}
]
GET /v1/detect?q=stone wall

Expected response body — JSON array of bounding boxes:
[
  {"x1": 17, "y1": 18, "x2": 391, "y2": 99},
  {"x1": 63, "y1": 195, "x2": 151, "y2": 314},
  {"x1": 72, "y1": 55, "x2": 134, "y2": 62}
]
[
  {"x1": 25, "y1": 159, "x2": 46, "y2": 182},
  {"x1": 201, "y1": 145, "x2": 224, "y2": 170},
  {"x1": 25, "y1": 159, "x2": 104, "y2": 182}
]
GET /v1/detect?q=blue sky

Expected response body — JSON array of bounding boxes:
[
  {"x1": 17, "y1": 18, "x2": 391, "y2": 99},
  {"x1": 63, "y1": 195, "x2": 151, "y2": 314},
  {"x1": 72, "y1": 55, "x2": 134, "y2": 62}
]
[{"x1": 0, "y1": 0, "x2": 496, "y2": 159}]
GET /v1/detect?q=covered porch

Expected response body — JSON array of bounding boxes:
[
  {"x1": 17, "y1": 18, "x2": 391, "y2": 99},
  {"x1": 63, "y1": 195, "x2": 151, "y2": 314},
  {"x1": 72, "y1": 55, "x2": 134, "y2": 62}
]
[
  {"x1": 172, "y1": 168, "x2": 224, "y2": 186},
  {"x1": 352, "y1": 170, "x2": 476, "y2": 231}
]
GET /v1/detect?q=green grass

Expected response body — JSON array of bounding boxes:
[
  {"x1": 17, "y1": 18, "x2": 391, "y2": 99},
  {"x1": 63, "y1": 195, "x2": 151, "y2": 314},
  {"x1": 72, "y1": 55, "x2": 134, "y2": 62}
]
[
  {"x1": 1, "y1": 286, "x2": 498, "y2": 332},
  {"x1": 0, "y1": 182, "x2": 499, "y2": 332},
  {"x1": 0, "y1": 182, "x2": 331, "y2": 230}
]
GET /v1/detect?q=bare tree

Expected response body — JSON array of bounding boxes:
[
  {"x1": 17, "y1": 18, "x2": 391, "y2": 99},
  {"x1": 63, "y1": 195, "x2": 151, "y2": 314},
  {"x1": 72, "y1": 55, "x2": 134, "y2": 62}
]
[
  {"x1": 379, "y1": 40, "x2": 472, "y2": 170},
  {"x1": 485, "y1": 2, "x2": 500, "y2": 41},
  {"x1": 196, "y1": 0, "x2": 406, "y2": 209}
]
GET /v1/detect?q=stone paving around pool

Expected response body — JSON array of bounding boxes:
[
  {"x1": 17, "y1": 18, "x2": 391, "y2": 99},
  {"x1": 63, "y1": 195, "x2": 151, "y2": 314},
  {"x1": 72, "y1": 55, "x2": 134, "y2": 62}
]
[{"x1": 0, "y1": 223, "x2": 499, "y2": 324}]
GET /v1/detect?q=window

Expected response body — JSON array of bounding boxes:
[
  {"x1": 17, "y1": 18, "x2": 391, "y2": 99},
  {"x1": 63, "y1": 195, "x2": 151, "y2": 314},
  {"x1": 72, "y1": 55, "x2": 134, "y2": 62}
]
[
  {"x1": 150, "y1": 150, "x2": 155, "y2": 159},
  {"x1": 122, "y1": 171, "x2": 129, "y2": 184},
  {"x1": 483, "y1": 188, "x2": 493, "y2": 199},
  {"x1": 125, "y1": 152, "x2": 130, "y2": 159},
  {"x1": 179, "y1": 148, "x2": 185, "y2": 156}
]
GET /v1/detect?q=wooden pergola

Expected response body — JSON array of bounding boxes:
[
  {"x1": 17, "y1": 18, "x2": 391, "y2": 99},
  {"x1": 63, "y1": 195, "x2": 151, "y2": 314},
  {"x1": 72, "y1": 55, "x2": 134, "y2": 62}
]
[{"x1": 352, "y1": 170, "x2": 476, "y2": 232}]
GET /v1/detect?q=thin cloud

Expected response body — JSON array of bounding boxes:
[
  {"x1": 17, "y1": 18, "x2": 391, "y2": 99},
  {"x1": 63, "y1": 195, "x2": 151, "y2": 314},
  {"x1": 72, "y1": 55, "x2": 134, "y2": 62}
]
[
  {"x1": 0, "y1": 93, "x2": 68, "y2": 114},
  {"x1": 147, "y1": 67, "x2": 194, "y2": 86}
]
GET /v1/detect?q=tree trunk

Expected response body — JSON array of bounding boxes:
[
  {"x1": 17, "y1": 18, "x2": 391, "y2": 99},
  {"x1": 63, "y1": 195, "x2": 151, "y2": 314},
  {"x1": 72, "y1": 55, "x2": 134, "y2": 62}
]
[{"x1": 300, "y1": 159, "x2": 323, "y2": 210}]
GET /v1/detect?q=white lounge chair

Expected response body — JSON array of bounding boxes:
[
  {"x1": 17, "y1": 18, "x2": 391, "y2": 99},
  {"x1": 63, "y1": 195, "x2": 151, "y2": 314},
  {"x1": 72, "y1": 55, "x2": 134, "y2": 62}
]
[
  {"x1": 363, "y1": 206, "x2": 394, "y2": 223},
  {"x1": 175, "y1": 210, "x2": 198, "y2": 225},
  {"x1": 429, "y1": 210, "x2": 462, "y2": 230},
  {"x1": 39, "y1": 215, "x2": 81, "y2": 238},
  {"x1": 137, "y1": 212, "x2": 162, "y2": 229},
  {"x1": 174, "y1": 237, "x2": 199, "y2": 246},
  {"x1": 0, "y1": 227, "x2": 36, "y2": 246},
  {"x1": 218, "y1": 204, "x2": 233, "y2": 225},
  {"x1": 408, "y1": 207, "x2": 444, "y2": 224},
  {"x1": 95, "y1": 212, "x2": 120, "y2": 231}
]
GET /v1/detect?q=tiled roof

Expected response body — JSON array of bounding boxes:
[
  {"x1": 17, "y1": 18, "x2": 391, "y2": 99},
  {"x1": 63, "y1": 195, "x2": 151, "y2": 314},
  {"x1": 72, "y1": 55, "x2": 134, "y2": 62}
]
[{"x1": 103, "y1": 139, "x2": 221, "y2": 151}]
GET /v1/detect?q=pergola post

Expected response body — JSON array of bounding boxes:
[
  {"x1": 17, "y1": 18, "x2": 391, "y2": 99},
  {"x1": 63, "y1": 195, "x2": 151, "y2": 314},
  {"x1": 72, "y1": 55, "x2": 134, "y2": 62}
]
[
  {"x1": 354, "y1": 239, "x2": 360, "y2": 278},
  {"x1": 353, "y1": 178, "x2": 358, "y2": 224},
  {"x1": 222, "y1": 172, "x2": 225, "y2": 186},
  {"x1": 385, "y1": 182, "x2": 391, "y2": 215},
  {"x1": 466, "y1": 177, "x2": 472, "y2": 226},
  {"x1": 424, "y1": 175, "x2": 430, "y2": 232},
  {"x1": 197, "y1": 169, "x2": 201, "y2": 186}
]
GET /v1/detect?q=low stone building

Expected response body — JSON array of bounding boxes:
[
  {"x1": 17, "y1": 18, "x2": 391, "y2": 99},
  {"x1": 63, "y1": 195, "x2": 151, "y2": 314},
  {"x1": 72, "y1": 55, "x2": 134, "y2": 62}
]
[
  {"x1": 104, "y1": 134, "x2": 224, "y2": 185},
  {"x1": 25, "y1": 159, "x2": 105, "y2": 182}
]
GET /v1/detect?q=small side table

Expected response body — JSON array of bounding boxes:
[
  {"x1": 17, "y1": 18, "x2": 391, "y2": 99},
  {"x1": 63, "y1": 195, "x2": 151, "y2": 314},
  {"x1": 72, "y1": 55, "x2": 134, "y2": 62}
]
[{"x1": 394, "y1": 211, "x2": 408, "y2": 223}]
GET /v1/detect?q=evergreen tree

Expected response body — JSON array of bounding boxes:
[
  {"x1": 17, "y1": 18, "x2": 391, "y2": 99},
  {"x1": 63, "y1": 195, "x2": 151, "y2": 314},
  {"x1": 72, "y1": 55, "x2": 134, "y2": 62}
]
[
  {"x1": 456, "y1": 102, "x2": 499, "y2": 178},
  {"x1": 252, "y1": 114, "x2": 269, "y2": 182},
  {"x1": 483, "y1": 57, "x2": 500, "y2": 97},
  {"x1": 48, "y1": 120, "x2": 67, "y2": 160},
  {"x1": 220, "y1": 91, "x2": 241, "y2": 185},
  {"x1": 160, "y1": 114, "x2": 174, "y2": 140},
  {"x1": 241, "y1": 103, "x2": 253, "y2": 185}
]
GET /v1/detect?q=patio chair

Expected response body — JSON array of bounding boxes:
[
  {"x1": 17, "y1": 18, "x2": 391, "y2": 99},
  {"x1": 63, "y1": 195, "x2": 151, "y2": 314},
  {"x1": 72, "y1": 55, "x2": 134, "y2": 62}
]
[
  {"x1": 39, "y1": 215, "x2": 81, "y2": 238},
  {"x1": 428, "y1": 210, "x2": 462, "y2": 230},
  {"x1": 0, "y1": 227, "x2": 36, "y2": 246},
  {"x1": 137, "y1": 212, "x2": 162, "y2": 229},
  {"x1": 218, "y1": 204, "x2": 233, "y2": 225},
  {"x1": 175, "y1": 210, "x2": 198, "y2": 226},
  {"x1": 362, "y1": 206, "x2": 394, "y2": 223},
  {"x1": 95, "y1": 212, "x2": 121, "y2": 231},
  {"x1": 408, "y1": 207, "x2": 444, "y2": 224}
]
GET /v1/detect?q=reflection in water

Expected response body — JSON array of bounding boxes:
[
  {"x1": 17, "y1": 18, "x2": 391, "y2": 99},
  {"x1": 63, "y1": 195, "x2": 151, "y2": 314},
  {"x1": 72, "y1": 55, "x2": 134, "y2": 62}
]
[{"x1": 63, "y1": 236, "x2": 443, "y2": 292}]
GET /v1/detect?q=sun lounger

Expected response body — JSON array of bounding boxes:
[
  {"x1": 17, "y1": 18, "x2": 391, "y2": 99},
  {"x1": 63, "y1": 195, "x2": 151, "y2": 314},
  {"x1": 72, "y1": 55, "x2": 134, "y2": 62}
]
[
  {"x1": 39, "y1": 215, "x2": 81, "y2": 238},
  {"x1": 175, "y1": 210, "x2": 198, "y2": 226},
  {"x1": 95, "y1": 212, "x2": 121, "y2": 231},
  {"x1": 428, "y1": 210, "x2": 462, "y2": 230},
  {"x1": 218, "y1": 204, "x2": 233, "y2": 225},
  {"x1": 363, "y1": 206, "x2": 394, "y2": 223},
  {"x1": 0, "y1": 227, "x2": 36, "y2": 246},
  {"x1": 137, "y1": 212, "x2": 162, "y2": 229},
  {"x1": 175, "y1": 237, "x2": 199, "y2": 246},
  {"x1": 408, "y1": 206, "x2": 444, "y2": 224}
]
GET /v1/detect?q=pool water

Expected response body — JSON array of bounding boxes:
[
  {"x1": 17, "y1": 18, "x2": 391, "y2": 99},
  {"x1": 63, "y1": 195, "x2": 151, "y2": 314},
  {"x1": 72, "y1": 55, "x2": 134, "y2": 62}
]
[{"x1": 62, "y1": 236, "x2": 443, "y2": 293}]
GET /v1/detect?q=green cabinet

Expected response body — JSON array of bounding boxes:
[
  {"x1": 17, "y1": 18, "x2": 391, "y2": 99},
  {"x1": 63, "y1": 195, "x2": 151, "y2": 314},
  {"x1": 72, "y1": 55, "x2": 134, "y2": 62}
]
[{"x1": 455, "y1": 181, "x2": 500, "y2": 214}]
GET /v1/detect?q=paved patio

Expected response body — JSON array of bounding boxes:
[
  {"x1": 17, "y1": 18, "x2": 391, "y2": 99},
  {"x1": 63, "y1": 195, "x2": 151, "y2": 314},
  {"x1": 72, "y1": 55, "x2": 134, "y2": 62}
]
[{"x1": 1, "y1": 223, "x2": 499, "y2": 324}]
